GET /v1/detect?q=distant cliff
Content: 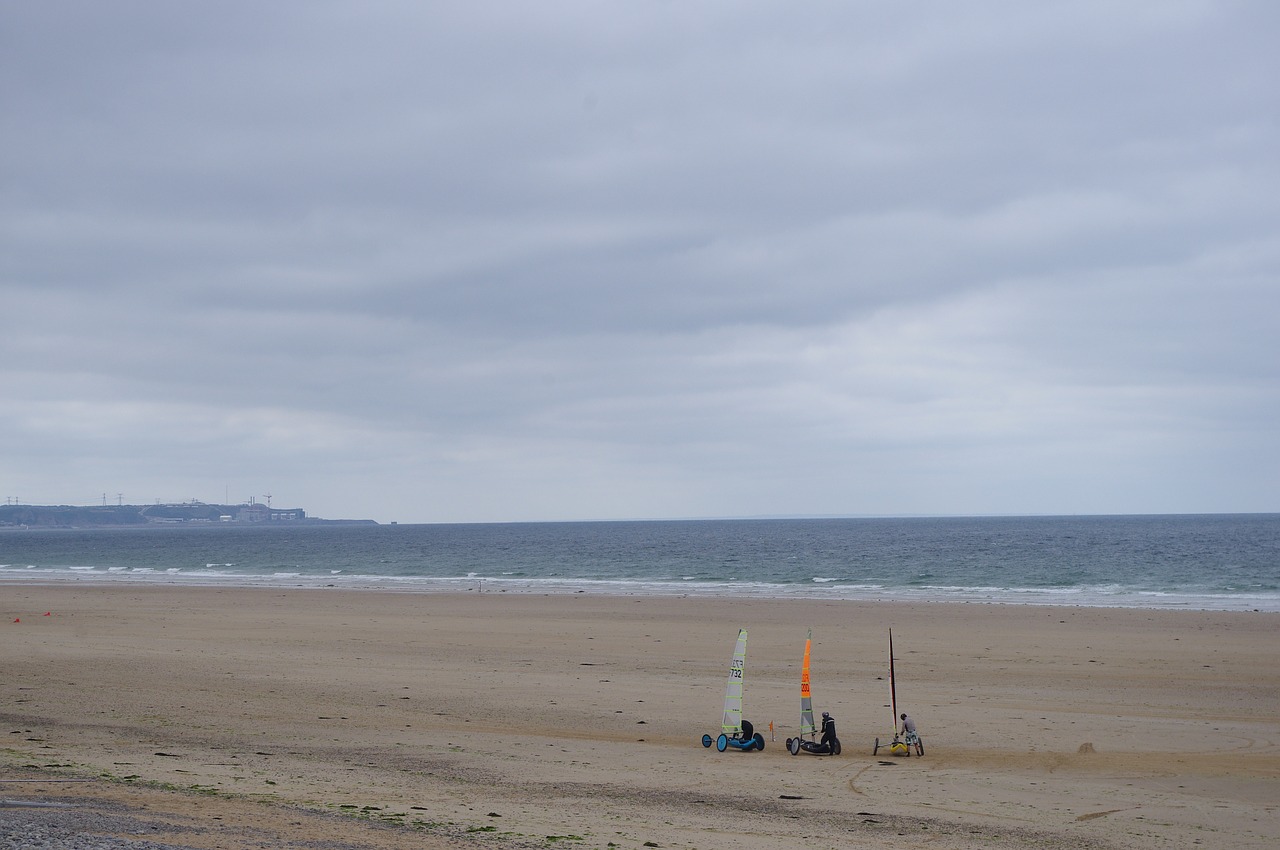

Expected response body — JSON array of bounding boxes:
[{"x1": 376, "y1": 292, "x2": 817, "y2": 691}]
[{"x1": 0, "y1": 503, "x2": 376, "y2": 528}]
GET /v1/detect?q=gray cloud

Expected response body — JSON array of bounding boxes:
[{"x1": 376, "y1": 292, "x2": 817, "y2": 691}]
[{"x1": 2, "y1": 1, "x2": 1276, "y2": 521}]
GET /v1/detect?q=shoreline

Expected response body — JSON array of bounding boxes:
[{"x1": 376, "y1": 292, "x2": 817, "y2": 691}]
[
  {"x1": 3, "y1": 585, "x2": 1278, "y2": 849},
  {"x1": 2, "y1": 574, "x2": 1276, "y2": 613}
]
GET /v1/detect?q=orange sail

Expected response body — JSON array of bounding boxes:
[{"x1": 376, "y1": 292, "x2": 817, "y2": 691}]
[{"x1": 799, "y1": 629, "x2": 815, "y2": 738}]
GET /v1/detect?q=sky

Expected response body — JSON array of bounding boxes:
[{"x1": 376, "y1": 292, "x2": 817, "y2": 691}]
[{"x1": 2, "y1": 1, "x2": 1277, "y2": 524}]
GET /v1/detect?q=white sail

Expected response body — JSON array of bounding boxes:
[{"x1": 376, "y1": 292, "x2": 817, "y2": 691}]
[{"x1": 721, "y1": 628, "x2": 747, "y2": 734}]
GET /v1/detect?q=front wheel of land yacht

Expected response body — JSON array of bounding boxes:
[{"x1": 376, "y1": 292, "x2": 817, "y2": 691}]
[
  {"x1": 873, "y1": 737, "x2": 880, "y2": 755},
  {"x1": 702, "y1": 734, "x2": 713, "y2": 748}
]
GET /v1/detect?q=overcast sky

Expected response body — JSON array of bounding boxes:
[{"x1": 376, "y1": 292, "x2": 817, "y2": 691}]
[{"x1": 2, "y1": 1, "x2": 1277, "y2": 524}]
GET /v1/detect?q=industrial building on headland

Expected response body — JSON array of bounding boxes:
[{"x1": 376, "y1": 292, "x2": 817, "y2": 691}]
[{"x1": 230, "y1": 502, "x2": 306, "y2": 522}]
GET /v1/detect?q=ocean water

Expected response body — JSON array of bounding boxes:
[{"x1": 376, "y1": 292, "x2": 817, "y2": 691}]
[{"x1": 1, "y1": 514, "x2": 1277, "y2": 611}]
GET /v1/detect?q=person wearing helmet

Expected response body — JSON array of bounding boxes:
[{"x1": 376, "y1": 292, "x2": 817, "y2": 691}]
[{"x1": 819, "y1": 711, "x2": 837, "y2": 751}]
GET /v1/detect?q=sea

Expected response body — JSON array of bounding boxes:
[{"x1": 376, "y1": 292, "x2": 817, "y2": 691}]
[{"x1": 1, "y1": 514, "x2": 1277, "y2": 612}]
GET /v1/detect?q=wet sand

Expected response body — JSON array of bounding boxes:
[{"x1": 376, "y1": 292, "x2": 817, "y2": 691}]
[{"x1": 3, "y1": 585, "x2": 1278, "y2": 849}]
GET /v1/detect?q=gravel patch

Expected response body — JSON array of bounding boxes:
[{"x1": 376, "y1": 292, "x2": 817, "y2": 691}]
[{"x1": 0, "y1": 805, "x2": 199, "y2": 850}]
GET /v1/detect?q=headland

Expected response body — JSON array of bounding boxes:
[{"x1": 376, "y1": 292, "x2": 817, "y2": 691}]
[{"x1": 0, "y1": 501, "x2": 376, "y2": 528}]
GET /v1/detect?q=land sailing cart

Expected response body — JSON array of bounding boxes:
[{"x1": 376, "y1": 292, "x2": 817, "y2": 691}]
[
  {"x1": 785, "y1": 629, "x2": 841, "y2": 756},
  {"x1": 873, "y1": 628, "x2": 924, "y2": 757},
  {"x1": 702, "y1": 628, "x2": 765, "y2": 752}
]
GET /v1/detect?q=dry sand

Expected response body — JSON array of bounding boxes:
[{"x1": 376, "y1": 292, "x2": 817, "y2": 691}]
[{"x1": 2, "y1": 585, "x2": 1277, "y2": 849}]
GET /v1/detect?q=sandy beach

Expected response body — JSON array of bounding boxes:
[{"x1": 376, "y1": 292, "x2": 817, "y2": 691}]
[{"x1": 2, "y1": 585, "x2": 1277, "y2": 849}]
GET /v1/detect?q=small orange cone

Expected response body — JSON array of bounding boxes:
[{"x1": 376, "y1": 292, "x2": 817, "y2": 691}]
[{"x1": 44, "y1": 612, "x2": 51, "y2": 616}]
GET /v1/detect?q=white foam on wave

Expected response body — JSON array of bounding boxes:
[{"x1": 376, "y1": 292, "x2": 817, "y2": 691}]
[{"x1": 2, "y1": 564, "x2": 1277, "y2": 611}]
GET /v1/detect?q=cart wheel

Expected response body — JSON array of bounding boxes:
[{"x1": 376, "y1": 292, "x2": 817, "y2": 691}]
[
  {"x1": 873, "y1": 737, "x2": 880, "y2": 755},
  {"x1": 788, "y1": 737, "x2": 800, "y2": 756},
  {"x1": 702, "y1": 734, "x2": 713, "y2": 748},
  {"x1": 831, "y1": 738, "x2": 842, "y2": 756},
  {"x1": 753, "y1": 732, "x2": 765, "y2": 751},
  {"x1": 716, "y1": 734, "x2": 728, "y2": 752}
]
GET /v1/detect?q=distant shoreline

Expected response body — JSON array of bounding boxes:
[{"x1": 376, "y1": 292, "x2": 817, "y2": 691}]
[
  {"x1": 0, "y1": 519, "x2": 378, "y2": 530},
  {"x1": 0, "y1": 502, "x2": 377, "y2": 529}
]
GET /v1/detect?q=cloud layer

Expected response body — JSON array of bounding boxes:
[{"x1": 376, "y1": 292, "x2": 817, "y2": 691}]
[{"x1": 3, "y1": 1, "x2": 1277, "y2": 522}]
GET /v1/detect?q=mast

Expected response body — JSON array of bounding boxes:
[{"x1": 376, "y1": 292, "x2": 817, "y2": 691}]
[
  {"x1": 889, "y1": 628, "x2": 898, "y2": 733},
  {"x1": 721, "y1": 628, "x2": 747, "y2": 734},
  {"x1": 800, "y1": 628, "x2": 815, "y2": 738}
]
